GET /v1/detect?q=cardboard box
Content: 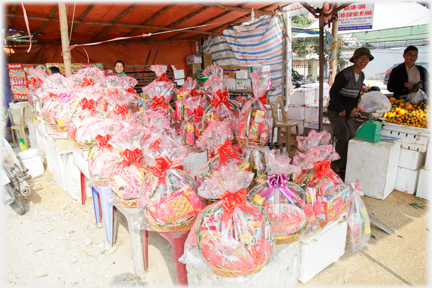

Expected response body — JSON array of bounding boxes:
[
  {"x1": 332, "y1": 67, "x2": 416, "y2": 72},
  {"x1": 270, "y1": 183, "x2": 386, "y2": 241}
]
[
  {"x1": 186, "y1": 54, "x2": 202, "y2": 65},
  {"x1": 289, "y1": 88, "x2": 314, "y2": 105},
  {"x1": 71, "y1": 63, "x2": 82, "y2": 74},
  {"x1": 249, "y1": 65, "x2": 271, "y2": 74},
  {"x1": 395, "y1": 166, "x2": 421, "y2": 195},
  {"x1": 223, "y1": 71, "x2": 236, "y2": 78},
  {"x1": 81, "y1": 63, "x2": 92, "y2": 69},
  {"x1": 171, "y1": 65, "x2": 185, "y2": 79},
  {"x1": 316, "y1": 186, "x2": 350, "y2": 223},
  {"x1": 287, "y1": 104, "x2": 305, "y2": 120},
  {"x1": 236, "y1": 79, "x2": 251, "y2": 90},
  {"x1": 187, "y1": 63, "x2": 202, "y2": 78},
  {"x1": 8, "y1": 63, "x2": 23, "y2": 70},
  {"x1": 203, "y1": 53, "x2": 212, "y2": 68},
  {"x1": 174, "y1": 79, "x2": 185, "y2": 86},
  {"x1": 236, "y1": 70, "x2": 249, "y2": 79},
  {"x1": 398, "y1": 148, "x2": 426, "y2": 170},
  {"x1": 22, "y1": 64, "x2": 34, "y2": 75},
  {"x1": 226, "y1": 78, "x2": 236, "y2": 90},
  {"x1": 91, "y1": 63, "x2": 104, "y2": 69}
]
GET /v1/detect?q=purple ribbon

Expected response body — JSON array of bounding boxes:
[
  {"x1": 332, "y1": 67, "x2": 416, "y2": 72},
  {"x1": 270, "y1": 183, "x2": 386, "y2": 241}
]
[{"x1": 263, "y1": 174, "x2": 299, "y2": 205}]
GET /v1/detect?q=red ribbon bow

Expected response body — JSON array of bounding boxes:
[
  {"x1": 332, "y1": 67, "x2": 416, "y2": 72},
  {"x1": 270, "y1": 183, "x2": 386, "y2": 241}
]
[
  {"x1": 120, "y1": 148, "x2": 144, "y2": 169},
  {"x1": 95, "y1": 134, "x2": 112, "y2": 150},
  {"x1": 220, "y1": 189, "x2": 257, "y2": 225},
  {"x1": 79, "y1": 98, "x2": 96, "y2": 113},
  {"x1": 30, "y1": 77, "x2": 37, "y2": 87},
  {"x1": 258, "y1": 94, "x2": 267, "y2": 105},
  {"x1": 114, "y1": 104, "x2": 128, "y2": 120},
  {"x1": 150, "y1": 156, "x2": 183, "y2": 186},
  {"x1": 216, "y1": 139, "x2": 241, "y2": 165},
  {"x1": 192, "y1": 105, "x2": 204, "y2": 122},
  {"x1": 212, "y1": 89, "x2": 232, "y2": 109},
  {"x1": 81, "y1": 77, "x2": 94, "y2": 87},
  {"x1": 127, "y1": 86, "x2": 135, "y2": 93},
  {"x1": 190, "y1": 88, "x2": 199, "y2": 97},
  {"x1": 151, "y1": 96, "x2": 167, "y2": 109},
  {"x1": 48, "y1": 92, "x2": 58, "y2": 98},
  {"x1": 314, "y1": 159, "x2": 338, "y2": 183},
  {"x1": 157, "y1": 73, "x2": 169, "y2": 82}
]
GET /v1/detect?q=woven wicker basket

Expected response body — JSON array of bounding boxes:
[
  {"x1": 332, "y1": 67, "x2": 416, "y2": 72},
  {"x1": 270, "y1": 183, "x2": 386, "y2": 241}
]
[
  {"x1": 211, "y1": 259, "x2": 267, "y2": 278},
  {"x1": 113, "y1": 194, "x2": 138, "y2": 208},
  {"x1": 236, "y1": 136, "x2": 268, "y2": 149},
  {"x1": 53, "y1": 125, "x2": 68, "y2": 132},
  {"x1": 144, "y1": 210, "x2": 195, "y2": 232},
  {"x1": 75, "y1": 141, "x2": 95, "y2": 150},
  {"x1": 275, "y1": 225, "x2": 306, "y2": 245}
]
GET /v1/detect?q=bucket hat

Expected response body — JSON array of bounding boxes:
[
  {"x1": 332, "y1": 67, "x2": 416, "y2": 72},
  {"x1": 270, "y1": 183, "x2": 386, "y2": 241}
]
[{"x1": 349, "y1": 47, "x2": 374, "y2": 63}]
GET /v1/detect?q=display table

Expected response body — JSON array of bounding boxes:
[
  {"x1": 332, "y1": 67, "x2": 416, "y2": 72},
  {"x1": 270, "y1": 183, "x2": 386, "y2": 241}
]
[{"x1": 345, "y1": 138, "x2": 401, "y2": 200}]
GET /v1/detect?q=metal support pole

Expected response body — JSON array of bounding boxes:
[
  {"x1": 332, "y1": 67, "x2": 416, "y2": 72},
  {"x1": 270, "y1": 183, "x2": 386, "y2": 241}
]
[
  {"x1": 329, "y1": 16, "x2": 339, "y2": 86},
  {"x1": 318, "y1": 15, "x2": 324, "y2": 132},
  {"x1": 59, "y1": 3, "x2": 72, "y2": 76}
]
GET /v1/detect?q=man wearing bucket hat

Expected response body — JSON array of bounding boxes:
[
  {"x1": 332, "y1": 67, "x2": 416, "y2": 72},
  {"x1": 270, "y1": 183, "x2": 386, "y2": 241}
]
[{"x1": 327, "y1": 47, "x2": 374, "y2": 177}]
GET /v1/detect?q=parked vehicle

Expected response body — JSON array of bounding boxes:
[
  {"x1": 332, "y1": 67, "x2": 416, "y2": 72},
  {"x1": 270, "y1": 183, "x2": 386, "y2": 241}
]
[
  {"x1": 383, "y1": 62, "x2": 429, "y2": 85},
  {"x1": 1, "y1": 161, "x2": 31, "y2": 215}
]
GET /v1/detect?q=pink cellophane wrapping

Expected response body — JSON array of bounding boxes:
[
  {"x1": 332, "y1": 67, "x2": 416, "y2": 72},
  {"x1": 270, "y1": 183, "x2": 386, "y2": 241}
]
[
  {"x1": 101, "y1": 92, "x2": 135, "y2": 122},
  {"x1": 181, "y1": 77, "x2": 199, "y2": 96},
  {"x1": 181, "y1": 102, "x2": 205, "y2": 148},
  {"x1": 183, "y1": 94, "x2": 207, "y2": 121},
  {"x1": 134, "y1": 110, "x2": 175, "y2": 138},
  {"x1": 203, "y1": 90, "x2": 237, "y2": 131},
  {"x1": 108, "y1": 125, "x2": 149, "y2": 152},
  {"x1": 265, "y1": 149, "x2": 302, "y2": 176},
  {"x1": 88, "y1": 144, "x2": 121, "y2": 187},
  {"x1": 150, "y1": 65, "x2": 167, "y2": 77},
  {"x1": 197, "y1": 122, "x2": 234, "y2": 152},
  {"x1": 207, "y1": 75, "x2": 229, "y2": 102},
  {"x1": 182, "y1": 164, "x2": 274, "y2": 277},
  {"x1": 28, "y1": 68, "x2": 47, "y2": 90},
  {"x1": 73, "y1": 67, "x2": 105, "y2": 86},
  {"x1": 40, "y1": 73, "x2": 76, "y2": 92},
  {"x1": 144, "y1": 79, "x2": 175, "y2": 103},
  {"x1": 236, "y1": 72, "x2": 271, "y2": 148},
  {"x1": 142, "y1": 134, "x2": 188, "y2": 167},
  {"x1": 296, "y1": 130, "x2": 332, "y2": 153},
  {"x1": 293, "y1": 145, "x2": 340, "y2": 171},
  {"x1": 202, "y1": 65, "x2": 224, "y2": 89},
  {"x1": 69, "y1": 86, "x2": 106, "y2": 130},
  {"x1": 75, "y1": 118, "x2": 126, "y2": 147}
]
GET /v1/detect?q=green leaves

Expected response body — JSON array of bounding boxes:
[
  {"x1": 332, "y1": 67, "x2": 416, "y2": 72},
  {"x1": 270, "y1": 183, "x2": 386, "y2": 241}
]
[
  {"x1": 101, "y1": 250, "x2": 106, "y2": 255},
  {"x1": 34, "y1": 249, "x2": 42, "y2": 253},
  {"x1": 371, "y1": 235, "x2": 376, "y2": 240},
  {"x1": 409, "y1": 203, "x2": 424, "y2": 209},
  {"x1": 397, "y1": 235, "x2": 403, "y2": 239}
]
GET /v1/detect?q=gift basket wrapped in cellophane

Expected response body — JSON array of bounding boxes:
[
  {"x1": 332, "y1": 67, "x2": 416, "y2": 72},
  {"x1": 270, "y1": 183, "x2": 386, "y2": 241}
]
[
  {"x1": 181, "y1": 96, "x2": 207, "y2": 153},
  {"x1": 138, "y1": 133, "x2": 204, "y2": 232},
  {"x1": 39, "y1": 91, "x2": 78, "y2": 134},
  {"x1": 293, "y1": 130, "x2": 350, "y2": 234},
  {"x1": 134, "y1": 109, "x2": 176, "y2": 139},
  {"x1": 202, "y1": 76, "x2": 238, "y2": 130},
  {"x1": 68, "y1": 67, "x2": 105, "y2": 87},
  {"x1": 68, "y1": 85, "x2": 106, "y2": 139},
  {"x1": 176, "y1": 78, "x2": 205, "y2": 119},
  {"x1": 202, "y1": 65, "x2": 224, "y2": 95},
  {"x1": 99, "y1": 90, "x2": 136, "y2": 122},
  {"x1": 195, "y1": 122, "x2": 243, "y2": 185},
  {"x1": 106, "y1": 125, "x2": 150, "y2": 207},
  {"x1": 181, "y1": 164, "x2": 274, "y2": 278},
  {"x1": 87, "y1": 120, "x2": 128, "y2": 186},
  {"x1": 241, "y1": 146, "x2": 269, "y2": 188},
  {"x1": 75, "y1": 117, "x2": 125, "y2": 149},
  {"x1": 236, "y1": 72, "x2": 271, "y2": 149},
  {"x1": 143, "y1": 65, "x2": 176, "y2": 102},
  {"x1": 248, "y1": 149, "x2": 308, "y2": 244}
]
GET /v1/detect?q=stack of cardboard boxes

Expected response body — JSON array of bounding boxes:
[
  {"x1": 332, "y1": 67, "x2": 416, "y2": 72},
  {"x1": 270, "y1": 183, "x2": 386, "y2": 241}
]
[
  {"x1": 186, "y1": 53, "x2": 213, "y2": 87},
  {"x1": 222, "y1": 65, "x2": 272, "y2": 91}
]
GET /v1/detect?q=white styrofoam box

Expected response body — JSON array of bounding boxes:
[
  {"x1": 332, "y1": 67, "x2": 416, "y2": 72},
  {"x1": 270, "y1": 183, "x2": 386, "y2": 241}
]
[
  {"x1": 345, "y1": 138, "x2": 401, "y2": 200},
  {"x1": 25, "y1": 119, "x2": 37, "y2": 149},
  {"x1": 174, "y1": 79, "x2": 185, "y2": 86},
  {"x1": 381, "y1": 122, "x2": 429, "y2": 152},
  {"x1": 289, "y1": 88, "x2": 314, "y2": 105},
  {"x1": 424, "y1": 140, "x2": 432, "y2": 170},
  {"x1": 186, "y1": 55, "x2": 202, "y2": 65},
  {"x1": 235, "y1": 70, "x2": 249, "y2": 79},
  {"x1": 181, "y1": 151, "x2": 207, "y2": 178},
  {"x1": 394, "y1": 166, "x2": 421, "y2": 195},
  {"x1": 305, "y1": 104, "x2": 319, "y2": 122},
  {"x1": 185, "y1": 241, "x2": 300, "y2": 287},
  {"x1": 298, "y1": 217, "x2": 347, "y2": 283},
  {"x1": 398, "y1": 148, "x2": 426, "y2": 170},
  {"x1": 226, "y1": 78, "x2": 236, "y2": 90},
  {"x1": 236, "y1": 79, "x2": 251, "y2": 90},
  {"x1": 287, "y1": 104, "x2": 305, "y2": 120},
  {"x1": 291, "y1": 120, "x2": 305, "y2": 135},
  {"x1": 170, "y1": 65, "x2": 185, "y2": 79},
  {"x1": 249, "y1": 65, "x2": 271, "y2": 74},
  {"x1": 72, "y1": 149, "x2": 91, "y2": 180},
  {"x1": 416, "y1": 167, "x2": 431, "y2": 200}
]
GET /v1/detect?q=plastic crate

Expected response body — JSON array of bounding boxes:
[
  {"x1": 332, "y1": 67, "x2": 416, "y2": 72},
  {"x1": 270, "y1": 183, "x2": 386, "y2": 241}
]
[{"x1": 381, "y1": 122, "x2": 429, "y2": 152}]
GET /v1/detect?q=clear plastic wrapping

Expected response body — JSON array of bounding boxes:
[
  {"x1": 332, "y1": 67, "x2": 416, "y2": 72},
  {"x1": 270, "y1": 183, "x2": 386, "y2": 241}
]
[
  {"x1": 134, "y1": 110, "x2": 175, "y2": 138},
  {"x1": 75, "y1": 117, "x2": 125, "y2": 149},
  {"x1": 28, "y1": 68, "x2": 47, "y2": 90},
  {"x1": 182, "y1": 164, "x2": 274, "y2": 277},
  {"x1": 236, "y1": 72, "x2": 271, "y2": 149},
  {"x1": 142, "y1": 133, "x2": 188, "y2": 167},
  {"x1": 106, "y1": 125, "x2": 150, "y2": 207},
  {"x1": 72, "y1": 67, "x2": 105, "y2": 87},
  {"x1": 346, "y1": 180, "x2": 371, "y2": 252},
  {"x1": 358, "y1": 91, "x2": 391, "y2": 113}
]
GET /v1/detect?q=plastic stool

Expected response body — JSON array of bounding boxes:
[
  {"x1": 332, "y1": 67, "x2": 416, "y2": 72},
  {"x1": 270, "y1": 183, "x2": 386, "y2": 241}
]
[
  {"x1": 112, "y1": 202, "x2": 148, "y2": 277},
  {"x1": 157, "y1": 230, "x2": 190, "y2": 286},
  {"x1": 91, "y1": 185, "x2": 114, "y2": 246}
]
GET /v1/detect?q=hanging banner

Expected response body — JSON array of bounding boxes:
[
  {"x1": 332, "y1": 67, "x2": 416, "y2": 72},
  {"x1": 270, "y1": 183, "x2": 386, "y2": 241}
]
[{"x1": 338, "y1": 3, "x2": 374, "y2": 31}]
